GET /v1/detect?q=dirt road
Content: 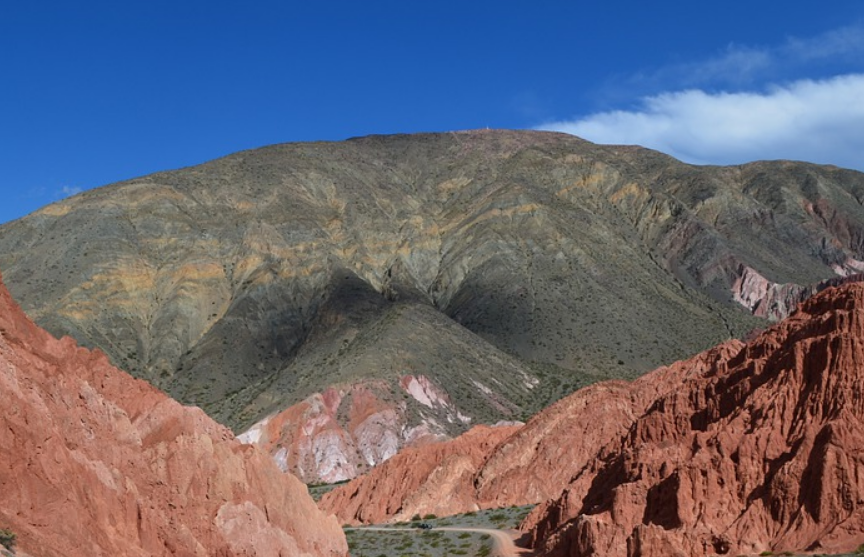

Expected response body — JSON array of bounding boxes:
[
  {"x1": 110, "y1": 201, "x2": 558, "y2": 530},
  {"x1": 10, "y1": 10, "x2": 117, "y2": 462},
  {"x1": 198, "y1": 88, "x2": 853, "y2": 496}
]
[{"x1": 437, "y1": 527, "x2": 531, "y2": 556}]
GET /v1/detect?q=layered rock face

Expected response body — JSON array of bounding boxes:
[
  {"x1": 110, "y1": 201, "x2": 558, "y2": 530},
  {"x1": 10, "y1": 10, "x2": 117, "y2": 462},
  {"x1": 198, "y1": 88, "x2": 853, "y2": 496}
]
[
  {"x1": 0, "y1": 272, "x2": 347, "y2": 556},
  {"x1": 319, "y1": 424, "x2": 521, "y2": 524},
  {"x1": 732, "y1": 264, "x2": 864, "y2": 320},
  {"x1": 237, "y1": 378, "x2": 455, "y2": 484},
  {"x1": 319, "y1": 341, "x2": 742, "y2": 524},
  {"x1": 525, "y1": 283, "x2": 864, "y2": 556}
]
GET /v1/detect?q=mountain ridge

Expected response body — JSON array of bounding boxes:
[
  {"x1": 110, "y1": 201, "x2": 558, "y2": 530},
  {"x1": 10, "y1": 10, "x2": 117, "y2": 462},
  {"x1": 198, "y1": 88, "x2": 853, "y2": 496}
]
[{"x1": 2, "y1": 129, "x2": 863, "y2": 481}]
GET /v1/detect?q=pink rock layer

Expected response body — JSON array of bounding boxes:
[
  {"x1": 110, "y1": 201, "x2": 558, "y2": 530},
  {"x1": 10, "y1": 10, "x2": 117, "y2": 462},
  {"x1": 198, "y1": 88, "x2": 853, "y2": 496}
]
[
  {"x1": 239, "y1": 379, "x2": 448, "y2": 484},
  {"x1": 525, "y1": 282, "x2": 864, "y2": 556},
  {"x1": 732, "y1": 261, "x2": 864, "y2": 321},
  {"x1": 0, "y1": 271, "x2": 348, "y2": 557}
]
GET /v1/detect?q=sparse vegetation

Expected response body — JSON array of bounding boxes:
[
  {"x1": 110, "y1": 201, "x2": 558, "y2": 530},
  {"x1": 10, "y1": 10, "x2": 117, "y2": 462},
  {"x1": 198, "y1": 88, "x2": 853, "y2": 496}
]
[
  {"x1": 306, "y1": 479, "x2": 349, "y2": 502},
  {"x1": 0, "y1": 528, "x2": 16, "y2": 552},
  {"x1": 345, "y1": 527, "x2": 488, "y2": 557},
  {"x1": 0, "y1": 132, "x2": 779, "y2": 452},
  {"x1": 343, "y1": 505, "x2": 534, "y2": 557}
]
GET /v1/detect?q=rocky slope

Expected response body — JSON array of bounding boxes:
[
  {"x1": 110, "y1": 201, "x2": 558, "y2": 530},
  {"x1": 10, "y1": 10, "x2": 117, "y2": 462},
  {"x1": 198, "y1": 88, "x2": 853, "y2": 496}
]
[
  {"x1": 525, "y1": 282, "x2": 864, "y2": 556},
  {"x1": 0, "y1": 271, "x2": 347, "y2": 556},
  {"x1": 234, "y1": 300, "x2": 546, "y2": 483},
  {"x1": 237, "y1": 377, "x2": 458, "y2": 484},
  {"x1": 319, "y1": 341, "x2": 742, "y2": 524},
  {"x1": 321, "y1": 423, "x2": 521, "y2": 524},
  {"x1": 323, "y1": 282, "x2": 864, "y2": 555},
  {"x1": 3, "y1": 130, "x2": 864, "y2": 481}
]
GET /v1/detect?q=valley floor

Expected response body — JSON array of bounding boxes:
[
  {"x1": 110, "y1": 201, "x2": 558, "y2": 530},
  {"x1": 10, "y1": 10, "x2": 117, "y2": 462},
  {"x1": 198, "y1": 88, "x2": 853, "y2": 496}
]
[{"x1": 343, "y1": 506, "x2": 535, "y2": 557}]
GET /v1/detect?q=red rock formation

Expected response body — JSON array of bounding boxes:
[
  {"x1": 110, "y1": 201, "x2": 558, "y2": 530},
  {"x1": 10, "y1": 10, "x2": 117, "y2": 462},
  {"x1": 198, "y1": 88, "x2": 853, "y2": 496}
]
[
  {"x1": 525, "y1": 283, "x2": 864, "y2": 556},
  {"x1": 319, "y1": 424, "x2": 520, "y2": 524},
  {"x1": 475, "y1": 343, "x2": 742, "y2": 511},
  {"x1": 0, "y1": 272, "x2": 348, "y2": 557},
  {"x1": 319, "y1": 342, "x2": 741, "y2": 525},
  {"x1": 322, "y1": 282, "x2": 864, "y2": 555}
]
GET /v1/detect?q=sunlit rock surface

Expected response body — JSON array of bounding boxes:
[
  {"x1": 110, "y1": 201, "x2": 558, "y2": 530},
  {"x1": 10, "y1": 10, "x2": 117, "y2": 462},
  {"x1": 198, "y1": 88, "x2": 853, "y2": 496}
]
[{"x1": 0, "y1": 271, "x2": 347, "y2": 557}]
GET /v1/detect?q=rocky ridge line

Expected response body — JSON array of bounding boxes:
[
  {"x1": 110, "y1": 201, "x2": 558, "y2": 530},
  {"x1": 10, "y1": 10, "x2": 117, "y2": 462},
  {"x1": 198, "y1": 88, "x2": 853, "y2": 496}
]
[{"x1": 4, "y1": 130, "x2": 864, "y2": 483}]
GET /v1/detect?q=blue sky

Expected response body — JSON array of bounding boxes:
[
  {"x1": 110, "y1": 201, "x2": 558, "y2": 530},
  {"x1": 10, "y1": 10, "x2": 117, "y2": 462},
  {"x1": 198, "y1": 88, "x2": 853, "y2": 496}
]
[{"x1": 2, "y1": 1, "x2": 864, "y2": 225}]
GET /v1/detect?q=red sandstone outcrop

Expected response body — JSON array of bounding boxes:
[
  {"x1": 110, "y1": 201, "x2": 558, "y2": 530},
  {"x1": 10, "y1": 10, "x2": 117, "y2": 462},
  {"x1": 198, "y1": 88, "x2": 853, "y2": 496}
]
[
  {"x1": 474, "y1": 343, "x2": 742, "y2": 510},
  {"x1": 319, "y1": 424, "x2": 520, "y2": 524},
  {"x1": 0, "y1": 272, "x2": 347, "y2": 557},
  {"x1": 322, "y1": 282, "x2": 864, "y2": 555},
  {"x1": 524, "y1": 283, "x2": 864, "y2": 556}
]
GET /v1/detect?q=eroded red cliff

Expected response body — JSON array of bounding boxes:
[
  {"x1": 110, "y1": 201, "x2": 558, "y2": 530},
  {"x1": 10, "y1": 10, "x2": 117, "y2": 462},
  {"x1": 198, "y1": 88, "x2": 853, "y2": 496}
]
[
  {"x1": 319, "y1": 424, "x2": 520, "y2": 524},
  {"x1": 0, "y1": 272, "x2": 348, "y2": 557},
  {"x1": 525, "y1": 283, "x2": 864, "y2": 556}
]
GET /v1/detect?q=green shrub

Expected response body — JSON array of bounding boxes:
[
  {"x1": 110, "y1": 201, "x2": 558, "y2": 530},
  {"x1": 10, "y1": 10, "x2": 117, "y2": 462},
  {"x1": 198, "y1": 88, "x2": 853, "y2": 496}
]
[{"x1": 0, "y1": 528, "x2": 15, "y2": 551}]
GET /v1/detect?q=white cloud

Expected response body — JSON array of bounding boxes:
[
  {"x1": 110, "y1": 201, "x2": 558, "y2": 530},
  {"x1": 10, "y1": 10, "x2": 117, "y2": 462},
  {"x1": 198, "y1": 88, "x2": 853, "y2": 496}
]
[
  {"x1": 785, "y1": 24, "x2": 864, "y2": 63},
  {"x1": 659, "y1": 44, "x2": 774, "y2": 87},
  {"x1": 59, "y1": 185, "x2": 82, "y2": 197},
  {"x1": 540, "y1": 74, "x2": 864, "y2": 170},
  {"x1": 622, "y1": 23, "x2": 864, "y2": 92}
]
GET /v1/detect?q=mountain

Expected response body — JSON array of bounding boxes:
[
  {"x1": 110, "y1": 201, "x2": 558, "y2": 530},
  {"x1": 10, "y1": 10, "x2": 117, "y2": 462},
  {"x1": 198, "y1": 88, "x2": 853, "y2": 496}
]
[
  {"x1": 2, "y1": 129, "x2": 864, "y2": 481},
  {"x1": 322, "y1": 282, "x2": 864, "y2": 555},
  {"x1": 0, "y1": 271, "x2": 347, "y2": 556},
  {"x1": 234, "y1": 301, "x2": 543, "y2": 483}
]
